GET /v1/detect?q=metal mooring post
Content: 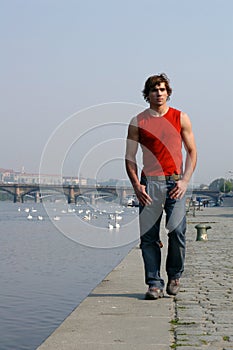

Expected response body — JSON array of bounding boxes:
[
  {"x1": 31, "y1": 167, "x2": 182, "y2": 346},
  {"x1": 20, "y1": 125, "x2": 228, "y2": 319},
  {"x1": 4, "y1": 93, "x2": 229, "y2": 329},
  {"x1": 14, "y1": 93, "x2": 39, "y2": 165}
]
[{"x1": 195, "y1": 224, "x2": 211, "y2": 241}]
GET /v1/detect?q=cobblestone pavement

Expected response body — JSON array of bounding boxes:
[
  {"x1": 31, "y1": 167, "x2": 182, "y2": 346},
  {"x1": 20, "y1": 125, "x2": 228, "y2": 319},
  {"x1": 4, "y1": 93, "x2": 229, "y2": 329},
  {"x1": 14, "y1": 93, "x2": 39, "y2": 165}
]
[{"x1": 171, "y1": 206, "x2": 233, "y2": 349}]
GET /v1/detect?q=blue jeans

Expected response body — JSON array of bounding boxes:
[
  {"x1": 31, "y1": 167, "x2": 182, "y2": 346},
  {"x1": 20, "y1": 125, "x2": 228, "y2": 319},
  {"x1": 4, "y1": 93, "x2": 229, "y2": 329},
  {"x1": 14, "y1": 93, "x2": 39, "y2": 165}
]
[{"x1": 139, "y1": 177, "x2": 186, "y2": 289}]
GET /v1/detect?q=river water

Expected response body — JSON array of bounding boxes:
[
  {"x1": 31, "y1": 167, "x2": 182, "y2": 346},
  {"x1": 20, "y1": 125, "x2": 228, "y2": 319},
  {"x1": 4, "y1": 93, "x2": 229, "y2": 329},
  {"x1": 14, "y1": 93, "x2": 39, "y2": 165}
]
[{"x1": 0, "y1": 201, "x2": 138, "y2": 350}]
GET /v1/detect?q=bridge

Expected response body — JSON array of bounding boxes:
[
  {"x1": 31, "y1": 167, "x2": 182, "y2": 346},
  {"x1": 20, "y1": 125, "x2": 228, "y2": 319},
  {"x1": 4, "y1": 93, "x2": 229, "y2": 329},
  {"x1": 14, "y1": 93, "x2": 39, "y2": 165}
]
[
  {"x1": 0, "y1": 184, "x2": 222, "y2": 205},
  {"x1": 0, "y1": 183, "x2": 135, "y2": 204},
  {"x1": 189, "y1": 188, "x2": 221, "y2": 202}
]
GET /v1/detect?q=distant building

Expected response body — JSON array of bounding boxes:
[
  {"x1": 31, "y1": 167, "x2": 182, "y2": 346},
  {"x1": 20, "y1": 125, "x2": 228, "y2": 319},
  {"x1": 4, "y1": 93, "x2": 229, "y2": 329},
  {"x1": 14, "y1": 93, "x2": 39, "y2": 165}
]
[
  {"x1": 0, "y1": 168, "x2": 83, "y2": 185},
  {"x1": 0, "y1": 168, "x2": 15, "y2": 183},
  {"x1": 63, "y1": 176, "x2": 87, "y2": 185},
  {"x1": 0, "y1": 167, "x2": 127, "y2": 187}
]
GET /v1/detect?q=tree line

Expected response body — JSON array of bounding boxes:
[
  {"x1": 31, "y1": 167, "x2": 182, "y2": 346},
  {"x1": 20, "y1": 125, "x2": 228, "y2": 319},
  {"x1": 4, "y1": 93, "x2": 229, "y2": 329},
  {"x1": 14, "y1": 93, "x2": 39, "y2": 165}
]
[{"x1": 208, "y1": 178, "x2": 233, "y2": 193}]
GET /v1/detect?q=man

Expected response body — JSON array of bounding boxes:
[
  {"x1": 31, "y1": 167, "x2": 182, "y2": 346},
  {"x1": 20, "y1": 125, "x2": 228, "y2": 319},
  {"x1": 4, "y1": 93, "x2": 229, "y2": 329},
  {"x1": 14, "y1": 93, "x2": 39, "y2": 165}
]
[{"x1": 125, "y1": 73, "x2": 197, "y2": 300}]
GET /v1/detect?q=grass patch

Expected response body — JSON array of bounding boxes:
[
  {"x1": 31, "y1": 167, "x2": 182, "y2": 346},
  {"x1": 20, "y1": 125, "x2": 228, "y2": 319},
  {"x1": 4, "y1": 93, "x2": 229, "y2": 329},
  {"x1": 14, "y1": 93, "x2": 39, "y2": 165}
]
[
  {"x1": 223, "y1": 335, "x2": 230, "y2": 341},
  {"x1": 171, "y1": 343, "x2": 198, "y2": 348},
  {"x1": 170, "y1": 318, "x2": 196, "y2": 326},
  {"x1": 170, "y1": 318, "x2": 179, "y2": 325}
]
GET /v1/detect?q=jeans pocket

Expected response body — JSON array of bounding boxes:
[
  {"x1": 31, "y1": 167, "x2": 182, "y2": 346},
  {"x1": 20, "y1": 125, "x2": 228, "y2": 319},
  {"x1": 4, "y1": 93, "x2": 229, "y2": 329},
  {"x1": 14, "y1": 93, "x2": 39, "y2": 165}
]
[{"x1": 166, "y1": 180, "x2": 176, "y2": 200}]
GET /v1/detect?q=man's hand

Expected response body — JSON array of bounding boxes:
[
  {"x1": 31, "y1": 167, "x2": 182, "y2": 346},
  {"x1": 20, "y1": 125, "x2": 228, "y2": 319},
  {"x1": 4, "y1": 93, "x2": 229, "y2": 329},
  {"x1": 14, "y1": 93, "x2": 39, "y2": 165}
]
[
  {"x1": 134, "y1": 184, "x2": 152, "y2": 206},
  {"x1": 169, "y1": 180, "x2": 188, "y2": 199}
]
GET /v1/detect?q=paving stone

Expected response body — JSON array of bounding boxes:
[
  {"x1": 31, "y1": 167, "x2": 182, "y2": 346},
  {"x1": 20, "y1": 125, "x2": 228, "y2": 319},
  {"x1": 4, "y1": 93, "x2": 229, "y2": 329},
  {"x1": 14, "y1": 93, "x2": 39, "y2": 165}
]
[{"x1": 174, "y1": 207, "x2": 233, "y2": 349}]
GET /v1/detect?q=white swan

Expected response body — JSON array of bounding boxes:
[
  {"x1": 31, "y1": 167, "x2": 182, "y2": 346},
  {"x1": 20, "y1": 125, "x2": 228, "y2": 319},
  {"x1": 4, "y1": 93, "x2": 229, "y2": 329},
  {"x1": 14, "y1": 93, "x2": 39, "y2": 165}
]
[
  {"x1": 82, "y1": 213, "x2": 91, "y2": 221},
  {"x1": 108, "y1": 222, "x2": 114, "y2": 230}
]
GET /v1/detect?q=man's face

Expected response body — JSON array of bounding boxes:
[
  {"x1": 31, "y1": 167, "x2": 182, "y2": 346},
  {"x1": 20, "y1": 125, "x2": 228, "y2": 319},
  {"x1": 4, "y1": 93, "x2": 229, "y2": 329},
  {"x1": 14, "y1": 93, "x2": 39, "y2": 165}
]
[{"x1": 148, "y1": 82, "x2": 168, "y2": 106}]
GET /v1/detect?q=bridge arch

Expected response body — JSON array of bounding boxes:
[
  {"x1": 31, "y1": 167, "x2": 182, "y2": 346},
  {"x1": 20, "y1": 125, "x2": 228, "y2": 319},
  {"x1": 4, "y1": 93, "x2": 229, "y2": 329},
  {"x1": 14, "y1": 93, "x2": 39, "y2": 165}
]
[{"x1": 0, "y1": 184, "x2": 134, "y2": 204}]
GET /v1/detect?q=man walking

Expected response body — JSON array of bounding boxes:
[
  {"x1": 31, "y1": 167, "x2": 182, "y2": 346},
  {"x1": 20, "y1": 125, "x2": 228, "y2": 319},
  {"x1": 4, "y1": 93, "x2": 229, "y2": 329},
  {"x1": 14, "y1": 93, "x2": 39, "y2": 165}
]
[{"x1": 125, "y1": 73, "x2": 197, "y2": 299}]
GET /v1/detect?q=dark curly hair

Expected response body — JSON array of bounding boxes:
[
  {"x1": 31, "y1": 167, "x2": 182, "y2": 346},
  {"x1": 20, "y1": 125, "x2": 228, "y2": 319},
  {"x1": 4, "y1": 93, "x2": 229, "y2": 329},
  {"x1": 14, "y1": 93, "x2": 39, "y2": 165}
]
[{"x1": 142, "y1": 73, "x2": 172, "y2": 103}]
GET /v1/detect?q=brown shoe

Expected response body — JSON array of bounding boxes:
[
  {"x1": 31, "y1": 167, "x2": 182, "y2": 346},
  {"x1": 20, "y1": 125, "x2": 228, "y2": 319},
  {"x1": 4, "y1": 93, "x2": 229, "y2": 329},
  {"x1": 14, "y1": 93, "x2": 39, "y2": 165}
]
[
  {"x1": 166, "y1": 279, "x2": 180, "y2": 296},
  {"x1": 145, "y1": 286, "x2": 164, "y2": 300}
]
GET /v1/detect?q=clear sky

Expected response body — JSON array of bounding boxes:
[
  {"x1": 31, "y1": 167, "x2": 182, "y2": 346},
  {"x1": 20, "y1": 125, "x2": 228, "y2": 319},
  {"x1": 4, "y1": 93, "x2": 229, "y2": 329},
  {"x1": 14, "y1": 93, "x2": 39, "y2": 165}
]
[{"x1": 1, "y1": 0, "x2": 233, "y2": 186}]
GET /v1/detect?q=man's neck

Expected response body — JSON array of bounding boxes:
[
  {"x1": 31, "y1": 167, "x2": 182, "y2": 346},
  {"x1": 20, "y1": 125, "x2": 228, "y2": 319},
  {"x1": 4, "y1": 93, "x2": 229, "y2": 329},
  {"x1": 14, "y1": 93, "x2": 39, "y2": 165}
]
[{"x1": 148, "y1": 104, "x2": 169, "y2": 117}]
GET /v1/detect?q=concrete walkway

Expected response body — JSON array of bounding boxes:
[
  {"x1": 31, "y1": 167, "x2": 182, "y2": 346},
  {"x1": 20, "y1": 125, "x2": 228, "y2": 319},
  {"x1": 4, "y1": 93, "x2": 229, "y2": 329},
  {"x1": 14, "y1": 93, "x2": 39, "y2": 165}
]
[
  {"x1": 37, "y1": 206, "x2": 233, "y2": 350},
  {"x1": 37, "y1": 225, "x2": 174, "y2": 349}
]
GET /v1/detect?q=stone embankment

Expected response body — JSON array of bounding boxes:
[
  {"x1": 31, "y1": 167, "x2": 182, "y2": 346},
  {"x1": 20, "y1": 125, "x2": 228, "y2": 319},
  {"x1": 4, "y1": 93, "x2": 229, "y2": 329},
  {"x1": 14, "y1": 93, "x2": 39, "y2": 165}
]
[
  {"x1": 173, "y1": 206, "x2": 233, "y2": 349},
  {"x1": 37, "y1": 206, "x2": 233, "y2": 349}
]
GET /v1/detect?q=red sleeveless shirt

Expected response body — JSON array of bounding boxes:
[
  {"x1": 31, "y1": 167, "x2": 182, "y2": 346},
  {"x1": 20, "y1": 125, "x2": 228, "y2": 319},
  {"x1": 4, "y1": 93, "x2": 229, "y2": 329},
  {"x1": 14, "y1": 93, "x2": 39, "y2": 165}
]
[{"x1": 137, "y1": 107, "x2": 183, "y2": 177}]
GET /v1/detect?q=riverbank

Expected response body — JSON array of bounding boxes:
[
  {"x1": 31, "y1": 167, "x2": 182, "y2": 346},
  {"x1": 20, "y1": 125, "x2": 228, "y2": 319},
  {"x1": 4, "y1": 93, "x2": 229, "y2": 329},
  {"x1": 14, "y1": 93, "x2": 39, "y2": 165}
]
[
  {"x1": 37, "y1": 206, "x2": 233, "y2": 349},
  {"x1": 37, "y1": 244, "x2": 173, "y2": 349}
]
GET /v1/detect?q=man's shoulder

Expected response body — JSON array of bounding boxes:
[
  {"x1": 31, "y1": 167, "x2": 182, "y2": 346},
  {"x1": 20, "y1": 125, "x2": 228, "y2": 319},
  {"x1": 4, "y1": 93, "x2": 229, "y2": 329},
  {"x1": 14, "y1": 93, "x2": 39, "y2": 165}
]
[
  {"x1": 168, "y1": 106, "x2": 181, "y2": 114},
  {"x1": 136, "y1": 109, "x2": 149, "y2": 121},
  {"x1": 137, "y1": 108, "x2": 148, "y2": 115}
]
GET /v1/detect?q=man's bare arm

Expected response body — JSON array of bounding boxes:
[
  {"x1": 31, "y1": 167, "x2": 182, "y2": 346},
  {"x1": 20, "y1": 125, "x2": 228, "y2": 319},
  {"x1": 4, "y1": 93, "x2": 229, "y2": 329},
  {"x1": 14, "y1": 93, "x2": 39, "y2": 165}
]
[
  {"x1": 125, "y1": 117, "x2": 140, "y2": 187},
  {"x1": 181, "y1": 112, "x2": 197, "y2": 182},
  {"x1": 170, "y1": 112, "x2": 197, "y2": 199},
  {"x1": 125, "y1": 117, "x2": 152, "y2": 205}
]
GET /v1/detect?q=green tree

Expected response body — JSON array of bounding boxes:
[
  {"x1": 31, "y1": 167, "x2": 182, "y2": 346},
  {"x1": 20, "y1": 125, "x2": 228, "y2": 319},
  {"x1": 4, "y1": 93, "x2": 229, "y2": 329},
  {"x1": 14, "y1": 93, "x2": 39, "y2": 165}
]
[
  {"x1": 209, "y1": 178, "x2": 233, "y2": 193},
  {"x1": 209, "y1": 178, "x2": 224, "y2": 191},
  {"x1": 220, "y1": 180, "x2": 233, "y2": 193}
]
